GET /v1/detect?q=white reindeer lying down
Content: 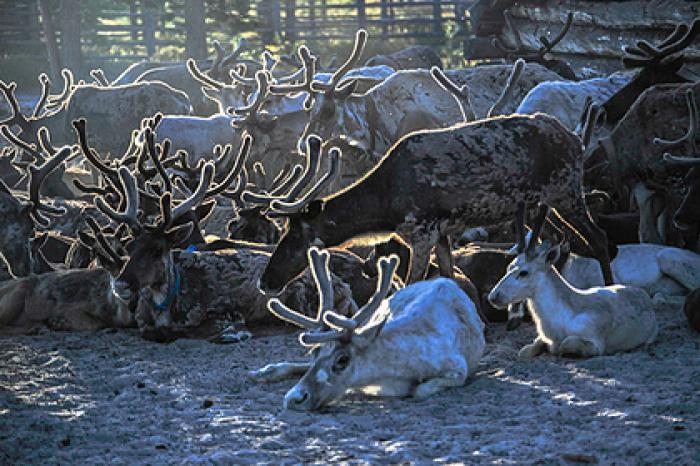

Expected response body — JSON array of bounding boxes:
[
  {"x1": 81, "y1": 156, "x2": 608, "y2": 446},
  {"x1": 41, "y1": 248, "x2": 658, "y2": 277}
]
[
  {"x1": 250, "y1": 247, "x2": 485, "y2": 411},
  {"x1": 489, "y1": 205, "x2": 658, "y2": 360}
]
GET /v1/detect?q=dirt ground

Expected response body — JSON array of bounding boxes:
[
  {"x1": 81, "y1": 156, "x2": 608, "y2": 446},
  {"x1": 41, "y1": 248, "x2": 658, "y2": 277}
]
[{"x1": 1, "y1": 301, "x2": 698, "y2": 465}]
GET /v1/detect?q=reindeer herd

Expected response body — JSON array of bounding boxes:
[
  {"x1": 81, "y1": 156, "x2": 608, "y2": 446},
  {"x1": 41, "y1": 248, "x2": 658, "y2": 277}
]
[{"x1": 1, "y1": 17, "x2": 699, "y2": 411}]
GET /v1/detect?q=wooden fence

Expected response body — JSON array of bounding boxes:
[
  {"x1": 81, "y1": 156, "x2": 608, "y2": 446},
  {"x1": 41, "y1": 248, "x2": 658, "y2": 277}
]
[{"x1": 1, "y1": 0, "x2": 473, "y2": 66}]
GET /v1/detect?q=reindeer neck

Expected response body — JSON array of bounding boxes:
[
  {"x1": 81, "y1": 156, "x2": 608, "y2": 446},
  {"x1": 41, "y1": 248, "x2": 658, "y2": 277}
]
[
  {"x1": 319, "y1": 178, "x2": 397, "y2": 247},
  {"x1": 144, "y1": 254, "x2": 180, "y2": 312},
  {"x1": 528, "y1": 267, "x2": 581, "y2": 322}
]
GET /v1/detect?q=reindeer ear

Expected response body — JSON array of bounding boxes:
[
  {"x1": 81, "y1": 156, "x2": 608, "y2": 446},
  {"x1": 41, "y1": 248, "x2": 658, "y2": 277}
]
[
  {"x1": 353, "y1": 315, "x2": 388, "y2": 349},
  {"x1": 165, "y1": 222, "x2": 195, "y2": 247},
  {"x1": 543, "y1": 242, "x2": 561, "y2": 265},
  {"x1": 201, "y1": 87, "x2": 220, "y2": 103},
  {"x1": 334, "y1": 80, "x2": 358, "y2": 100},
  {"x1": 303, "y1": 199, "x2": 325, "y2": 218},
  {"x1": 77, "y1": 230, "x2": 96, "y2": 247},
  {"x1": 194, "y1": 200, "x2": 216, "y2": 223}
]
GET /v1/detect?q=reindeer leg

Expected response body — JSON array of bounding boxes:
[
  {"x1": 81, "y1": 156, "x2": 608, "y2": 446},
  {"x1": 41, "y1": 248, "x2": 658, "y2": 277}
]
[
  {"x1": 518, "y1": 337, "x2": 547, "y2": 361},
  {"x1": 633, "y1": 183, "x2": 664, "y2": 244},
  {"x1": 435, "y1": 235, "x2": 455, "y2": 279},
  {"x1": 248, "y1": 362, "x2": 311, "y2": 383},
  {"x1": 413, "y1": 368, "x2": 467, "y2": 400},
  {"x1": 396, "y1": 222, "x2": 438, "y2": 284},
  {"x1": 0, "y1": 278, "x2": 30, "y2": 328},
  {"x1": 558, "y1": 336, "x2": 603, "y2": 358}
]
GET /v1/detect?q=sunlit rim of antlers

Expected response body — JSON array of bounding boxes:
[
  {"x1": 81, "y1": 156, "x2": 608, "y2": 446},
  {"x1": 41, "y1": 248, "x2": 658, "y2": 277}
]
[
  {"x1": 187, "y1": 37, "x2": 251, "y2": 90},
  {"x1": 513, "y1": 202, "x2": 550, "y2": 256},
  {"x1": 267, "y1": 246, "x2": 399, "y2": 347},
  {"x1": 622, "y1": 18, "x2": 700, "y2": 69},
  {"x1": 493, "y1": 11, "x2": 573, "y2": 62},
  {"x1": 238, "y1": 134, "x2": 340, "y2": 216}
]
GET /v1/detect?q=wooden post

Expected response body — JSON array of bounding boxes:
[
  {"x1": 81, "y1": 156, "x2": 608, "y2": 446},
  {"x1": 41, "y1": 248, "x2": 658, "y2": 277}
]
[
  {"x1": 433, "y1": 0, "x2": 442, "y2": 37},
  {"x1": 380, "y1": 0, "x2": 388, "y2": 36},
  {"x1": 37, "y1": 0, "x2": 61, "y2": 82},
  {"x1": 285, "y1": 0, "x2": 296, "y2": 43},
  {"x1": 358, "y1": 0, "x2": 366, "y2": 30},
  {"x1": 184, "y1": 0, "x2": 207, "y2": 60},
  {"x1": 59, "y1": 0, "x2": 82, "y2": 73},
  {"x1": 129, "y1": 0, "x2": 138, "y2": 42},
  {"x1": 143, "y1": 1, "x2": 157, "y2": 59}
]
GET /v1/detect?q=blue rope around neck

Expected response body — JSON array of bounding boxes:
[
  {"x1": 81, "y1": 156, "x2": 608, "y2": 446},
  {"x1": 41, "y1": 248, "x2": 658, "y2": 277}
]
[{"x1": 149, "y1": 267, "x2": 181, "y2": 313}]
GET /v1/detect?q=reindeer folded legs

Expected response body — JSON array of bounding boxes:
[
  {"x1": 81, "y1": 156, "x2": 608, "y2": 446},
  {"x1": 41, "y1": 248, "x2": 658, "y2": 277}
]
[
  {"x1": 488, "y1": 205, "x2": 658, "y2": 360},
  {"x1": 251, "y1": 247, "x2": 485, "y2": 411}
]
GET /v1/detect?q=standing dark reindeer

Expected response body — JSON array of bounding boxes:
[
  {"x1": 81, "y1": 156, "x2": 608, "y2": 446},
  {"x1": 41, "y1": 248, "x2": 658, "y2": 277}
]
[{"x1": 259, "y1": 111, "x2": 614, "y2": 295}]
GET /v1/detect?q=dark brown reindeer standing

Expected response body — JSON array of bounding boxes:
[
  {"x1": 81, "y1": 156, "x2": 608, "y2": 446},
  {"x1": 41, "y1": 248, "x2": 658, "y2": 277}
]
[{"x1": 259, "y1": 111, "x2": 615, "y2": 295}]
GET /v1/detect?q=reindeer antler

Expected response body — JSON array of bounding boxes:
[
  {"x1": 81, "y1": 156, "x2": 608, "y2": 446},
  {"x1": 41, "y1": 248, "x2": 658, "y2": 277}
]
[
  {"x1": 90, "y1": 69, "x2": 110, "y2": 87},
  {"x1": 27, "y1": 146, "x2": 72, "y2": 226},
  {"x1": 268, "y1": 141, "x2": 340, "y2": 215},
  {"x1": 654, "y1": 88, "x2": 698, "y2": 153},
  {"x1": 526, "y1": 204, "x2": 550, "y2": 254},
  {"x1": 623, "y1": 18, "x2": 700, "y2": 69},
  {"x1": 32, "y1": 74, "x2": 51, "y2": 118},
  {"x1": 310, "y1": 29, "x2": 368, "y2": 97},
  {"x1": 494, "y1": 12, "x2": 573, "y2": 63},
  {"x1": 0, "y1": 80, "x2": 31, "y2": 132},
  {"x1": 94, "y1": 166, "x2": 141, "y2": 232},
  {"x1": 267, "y1": 249, "x2": 398, "y2": 347},
  {"x1": 487, "y1": 59, "x2": 525, "y2": 118},
  {"x1": 430, "y1": 67, "x2": 476, "y2": 122},
  {"x1": 46, "y1": 69, "x2": 75, "y2": 111}
]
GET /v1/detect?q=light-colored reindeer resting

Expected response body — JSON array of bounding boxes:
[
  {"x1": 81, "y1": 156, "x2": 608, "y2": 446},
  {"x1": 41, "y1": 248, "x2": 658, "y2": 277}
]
[
  {"x1": 488, "y1": 204, "x2": 658, "y2": 360},
  {"x1": 250, "y1": 247, "x2": 485, "y2": 411}
]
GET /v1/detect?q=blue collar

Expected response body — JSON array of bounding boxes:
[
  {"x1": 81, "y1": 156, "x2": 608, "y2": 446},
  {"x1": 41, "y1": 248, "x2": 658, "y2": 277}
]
[{"x1": 148, "y1": 267, "x2": 181, "y2": 313}]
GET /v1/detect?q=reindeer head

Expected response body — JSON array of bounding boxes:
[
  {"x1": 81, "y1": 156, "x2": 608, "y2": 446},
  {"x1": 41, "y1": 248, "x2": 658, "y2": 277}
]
[
  {"x1": 266, "y1": 246, "x2": 398, "y2": 411},
  {"x1": 488, "y1": 204, "x2": 552, "y2": 309},
  {"x1": 187, "y1": 38, "x2": 255, "y2": 113},
  {"x1": 108, "y1": 135, "x2": 251, "y2": 303},
  {"x1": 257, "y1": 136, "x2": 341, "y2": 295},
  {"x1": 297, "y1": 30, "x2": 368, "y2": 152}
]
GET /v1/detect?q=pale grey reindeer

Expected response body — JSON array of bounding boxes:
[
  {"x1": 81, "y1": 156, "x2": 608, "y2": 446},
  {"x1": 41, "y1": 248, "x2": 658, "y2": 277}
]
[
  {"x1": 0, "y1": 71, "x2": 191, "y2": 158},
  {"x1": 488, "y1": 204, "x2": 658, "y2": 360},
  {"x1": 268, "y1": 29, "x2": 561, "y2": 188},
  {"x1": 250, "y1": 247, "x2": 485, "y2": 411}
]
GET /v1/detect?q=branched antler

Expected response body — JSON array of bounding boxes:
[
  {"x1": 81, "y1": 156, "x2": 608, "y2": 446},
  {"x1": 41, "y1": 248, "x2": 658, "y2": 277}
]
[
  {"x1": 623, "y1": 18, "x2": 700, "y2": 69},
  {"x1": 268, "y1": 247, "x2": 399, "y2": 347},
  {"x1": 494, "y1": 11, "x2": 573, "y2": 63},
  {"x1": 487, "y1": 58, "x2": 525, "y2": 118},
  {"x1": 430, "y1": 67, "x2": 476, "y2": 122},
  {"x1": 654, "y1": 88, "x2": 698, "y2": 153},
  {"x1": 27, "y1": 146, "x2": 72, "y2": 226}
]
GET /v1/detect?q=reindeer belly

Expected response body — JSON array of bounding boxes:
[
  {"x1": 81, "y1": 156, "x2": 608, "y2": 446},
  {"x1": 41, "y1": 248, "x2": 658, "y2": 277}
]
[{"x1": 388, "y1": 115, "x2": 581, "y2": 229}]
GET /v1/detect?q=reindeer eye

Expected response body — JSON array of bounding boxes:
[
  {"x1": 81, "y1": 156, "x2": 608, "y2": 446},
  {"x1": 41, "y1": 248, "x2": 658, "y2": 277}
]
[
  {"x1": 518, "y1": 270, "x2": 529, "y2": 278},
  {"x1": 332, "y1": 354, "x2": 350, "y2": 373}
]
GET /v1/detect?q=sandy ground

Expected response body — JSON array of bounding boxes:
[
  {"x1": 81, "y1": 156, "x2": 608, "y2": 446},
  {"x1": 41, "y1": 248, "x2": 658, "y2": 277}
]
[{"x1": 1, "y1": 301, "x2": 698, "y2": 465}]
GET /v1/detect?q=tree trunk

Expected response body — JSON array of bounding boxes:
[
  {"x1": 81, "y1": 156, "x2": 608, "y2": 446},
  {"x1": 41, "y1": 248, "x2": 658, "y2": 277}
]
[
  {"x1": 59, "y1": 0, "x2": 82, "y2": 74},
  {"x1": 37, "y1": 0, "x2": 61, "y2": 82},
  {"x1": 185, "y1": 0, "x2": 207, "y2": 60}
]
